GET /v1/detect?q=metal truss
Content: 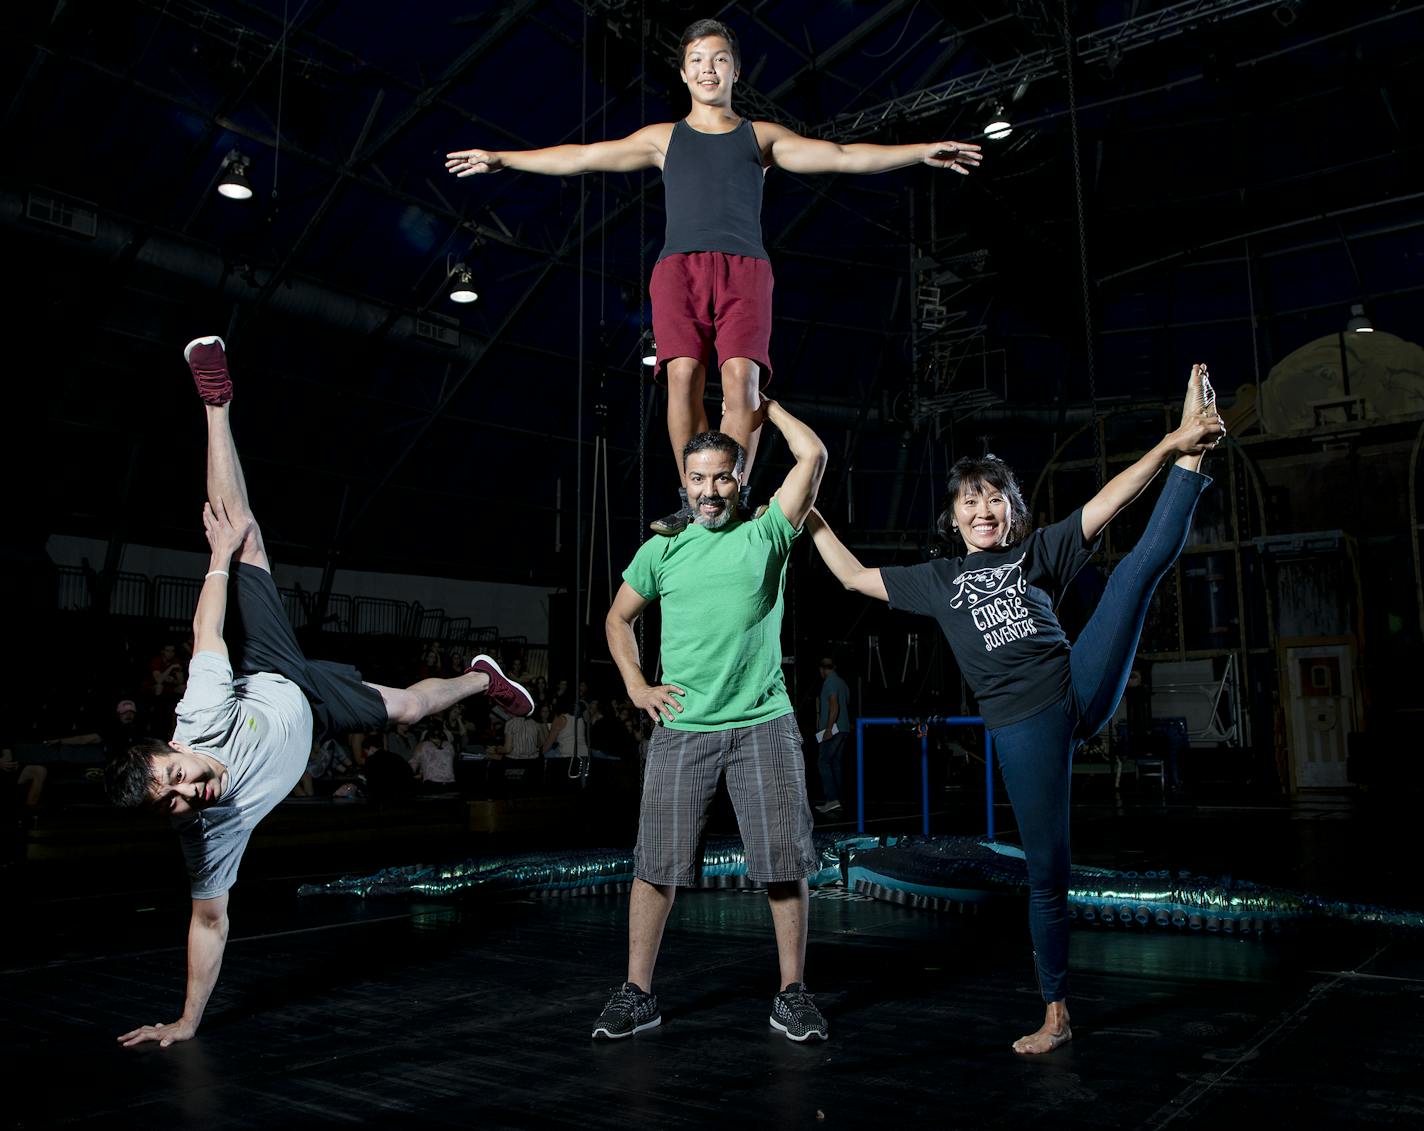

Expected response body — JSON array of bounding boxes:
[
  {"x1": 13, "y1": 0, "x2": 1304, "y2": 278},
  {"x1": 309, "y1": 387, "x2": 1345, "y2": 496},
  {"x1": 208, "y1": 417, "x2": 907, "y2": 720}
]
[
  {"x1": 134, "y1": 0, "x2": 341, "y2": 80},
  {"x1": 815, "y1": 0, "x2": 1279, "y2": 140}
]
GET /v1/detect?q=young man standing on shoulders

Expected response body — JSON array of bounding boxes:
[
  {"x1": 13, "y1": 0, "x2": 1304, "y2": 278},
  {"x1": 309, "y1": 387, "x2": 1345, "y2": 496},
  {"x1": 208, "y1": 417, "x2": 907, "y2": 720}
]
[{"x1": 446, "y1": 18, "x2": 980, "y2": 533}]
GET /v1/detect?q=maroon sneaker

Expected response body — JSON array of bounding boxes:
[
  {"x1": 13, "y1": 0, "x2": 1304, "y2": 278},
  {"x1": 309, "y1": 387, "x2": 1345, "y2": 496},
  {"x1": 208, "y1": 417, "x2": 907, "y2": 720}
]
[
  {"x1": 467, "y1": 654, "x2": 535, "y2": 718},
  {"x1": 183, "y1": 336, "x2": 233, "y2": 405}
]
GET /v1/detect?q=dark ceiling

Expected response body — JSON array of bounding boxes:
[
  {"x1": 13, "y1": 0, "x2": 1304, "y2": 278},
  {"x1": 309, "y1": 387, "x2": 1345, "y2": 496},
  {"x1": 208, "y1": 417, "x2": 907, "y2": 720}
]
[{"x1": 5, "y1": 0, "x2": 1421, "y2": 589}]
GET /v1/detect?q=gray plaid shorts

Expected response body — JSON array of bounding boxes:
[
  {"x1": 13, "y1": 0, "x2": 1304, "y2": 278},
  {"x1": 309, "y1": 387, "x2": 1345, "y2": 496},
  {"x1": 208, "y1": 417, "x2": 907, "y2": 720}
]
[{"x1": 634, "y1": 713, "x2": 819, "y2": 886}]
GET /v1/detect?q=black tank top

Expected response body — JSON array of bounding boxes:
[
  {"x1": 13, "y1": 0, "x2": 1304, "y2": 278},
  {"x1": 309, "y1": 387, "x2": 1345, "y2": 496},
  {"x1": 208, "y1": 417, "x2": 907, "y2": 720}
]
[{"x1": 659, "y1": 119, "x2": 769, "y2": 262}]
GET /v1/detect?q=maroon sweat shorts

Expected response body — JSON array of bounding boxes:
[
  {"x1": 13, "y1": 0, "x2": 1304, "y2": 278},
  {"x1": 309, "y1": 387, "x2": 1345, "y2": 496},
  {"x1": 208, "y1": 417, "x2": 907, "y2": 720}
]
[{"x1": 649, "y1": 251, "x2": 774, "y2": 387}]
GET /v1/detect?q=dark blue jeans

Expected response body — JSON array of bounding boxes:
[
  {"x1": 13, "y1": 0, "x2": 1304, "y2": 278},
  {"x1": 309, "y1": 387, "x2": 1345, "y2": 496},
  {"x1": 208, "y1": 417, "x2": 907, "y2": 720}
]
[
  {"x1": 991, "y1": 466, "x2": 1209, "y2": 1002},
  {"x1": 818, "y1": 732, "x2": 846, "y2": 803}
]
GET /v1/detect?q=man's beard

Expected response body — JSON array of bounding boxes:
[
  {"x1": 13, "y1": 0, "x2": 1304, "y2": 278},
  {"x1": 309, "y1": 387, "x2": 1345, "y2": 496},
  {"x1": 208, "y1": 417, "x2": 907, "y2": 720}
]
[{"x1": 692, "y1": 492, "x2": 734, "y2": 529}]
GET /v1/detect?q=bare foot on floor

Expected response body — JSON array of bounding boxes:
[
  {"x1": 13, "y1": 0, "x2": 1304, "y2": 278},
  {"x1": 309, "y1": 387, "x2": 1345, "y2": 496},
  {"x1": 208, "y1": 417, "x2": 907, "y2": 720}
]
[{"x1": 1012, "y1": 1002, "x2": 1071, "y2": 1055}]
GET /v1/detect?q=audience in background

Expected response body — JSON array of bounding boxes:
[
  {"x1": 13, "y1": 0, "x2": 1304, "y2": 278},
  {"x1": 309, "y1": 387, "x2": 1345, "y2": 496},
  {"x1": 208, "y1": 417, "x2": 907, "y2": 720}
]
[
  {"x1": 45, "y1": 699, "x2": 149, "y2": 756},
  {"x1": 356, "y1": 734, "x2": 416, "y2": 800},
  {"x1": 588, "y1": 699, "x2": 632, "y2": 761},
  {"x1": 542, "y1": 697, "x2": 589, "y2": 759},
  {"x1": 2, "y1": 746, "x2": 48, "y2": 810},
  {"x1": 385, "y1": 719, "x2": 416, "y2": 760},
  {"x1": 409, "y1": 721, "x2": 458, "y2": 786},
  {"x1": 492, "y1": 713, "x2": 543, "y2": 760}
]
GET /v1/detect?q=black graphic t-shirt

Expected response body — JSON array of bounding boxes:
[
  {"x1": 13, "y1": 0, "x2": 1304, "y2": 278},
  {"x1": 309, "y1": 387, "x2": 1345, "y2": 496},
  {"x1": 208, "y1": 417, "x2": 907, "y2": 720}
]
[{"x1": 881, "y1": 508, "x2": 1101, "y2": 730}]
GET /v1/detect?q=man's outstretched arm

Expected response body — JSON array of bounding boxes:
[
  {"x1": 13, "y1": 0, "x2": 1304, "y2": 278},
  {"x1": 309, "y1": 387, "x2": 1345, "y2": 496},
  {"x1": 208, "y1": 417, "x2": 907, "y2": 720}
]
[
  {"x1": 765, "y1": 401, "x2": 827, "y2": 530},
  {"x1": 118, "y1": 893, "x2": 229, "y2": 1048},
  {"x1": 760, "y1": 122, "x2": 982, "y2": 176},
  {"x1": 446, "y1": 124, "x2": 668, "y2": 177}
]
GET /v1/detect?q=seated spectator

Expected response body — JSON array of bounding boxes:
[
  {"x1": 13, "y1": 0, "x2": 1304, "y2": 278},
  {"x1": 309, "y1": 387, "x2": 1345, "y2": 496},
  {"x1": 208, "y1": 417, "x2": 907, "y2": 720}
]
[
  {"x1": 385, "y1": 719, "x2": 416, "y2": 760},
  {"x1": 144, "y1": 642, "x2": 188, "y2": 700},
  {"x1": 357, "y1": 735, "x2": 416, "y2": 800},
  {"x1": 542, "y1": 698, "x2": 589, "y2": 759},
  {"x1": 446, "y1": 702, "x2": 471, "y2": 750},
  {"x1": 588, "y1": 699, "x2": 631, "y2": 760},
  {"x1": 2, "y1": 746, "x2": 48, "y2": 810},
  {"x1": 491, "y1": 714, "x2": 543, "y2": 760},
  {"x1": 46, "y1": 699, "x2": 150, "y2": 757},
  {"x1": 409, "y1": 722, "x2": 457, "y2": 786},
  {"x1": 305, "y1": 735, "x2": 352, "y2": 788},
  {"x1": 419, "y1": 641, "x2": 444, "y2": 679}
]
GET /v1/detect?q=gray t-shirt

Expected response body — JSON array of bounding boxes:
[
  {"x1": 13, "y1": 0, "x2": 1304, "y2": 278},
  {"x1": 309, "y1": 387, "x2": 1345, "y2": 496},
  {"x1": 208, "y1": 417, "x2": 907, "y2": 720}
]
[{"x1": 170, "y1": 651, "x2": 314, "y2": 899}]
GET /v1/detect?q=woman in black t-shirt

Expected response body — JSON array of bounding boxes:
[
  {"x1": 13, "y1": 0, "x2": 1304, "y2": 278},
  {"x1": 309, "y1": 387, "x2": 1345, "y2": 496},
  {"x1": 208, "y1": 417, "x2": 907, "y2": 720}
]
[{"x1": 808, "y1": 365, "x2": 1225, "y2": 1056}]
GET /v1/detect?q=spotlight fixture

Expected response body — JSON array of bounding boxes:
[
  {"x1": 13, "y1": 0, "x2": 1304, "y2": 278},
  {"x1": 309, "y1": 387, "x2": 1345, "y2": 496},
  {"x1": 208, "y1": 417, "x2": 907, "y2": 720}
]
[
  {"x1": 984, "y1": 104, "x2": 1012, "y2": 141},
  {"x1": 1344, "y1": 303, "x2": 1374, "y2": 333},
  {"x1": 1273, "y1": 0, "x2": 1303, "y2": 27},
  {"x1": 448, "y1": 263, "x2": 478, "y2": 304},
  {"x1": 641, "y1": 330, "x2": 657, "y2": 367},
  {"x1": 217, "y1": 149, "x2": 253, "y2": 200}
]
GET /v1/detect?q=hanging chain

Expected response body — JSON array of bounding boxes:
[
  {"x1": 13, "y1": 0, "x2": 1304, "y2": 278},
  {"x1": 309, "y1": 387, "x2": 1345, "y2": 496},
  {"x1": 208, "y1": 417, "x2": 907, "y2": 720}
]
[{"x1": 1062, "y1": 0, "x2": 1101, "y2": 487}]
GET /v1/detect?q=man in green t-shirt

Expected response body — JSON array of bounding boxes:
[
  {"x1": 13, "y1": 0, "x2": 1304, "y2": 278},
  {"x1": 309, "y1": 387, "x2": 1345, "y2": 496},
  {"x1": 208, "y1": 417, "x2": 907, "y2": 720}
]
[{"x1": 594, "y1": 400, "x2": 829, "y2": 1044}]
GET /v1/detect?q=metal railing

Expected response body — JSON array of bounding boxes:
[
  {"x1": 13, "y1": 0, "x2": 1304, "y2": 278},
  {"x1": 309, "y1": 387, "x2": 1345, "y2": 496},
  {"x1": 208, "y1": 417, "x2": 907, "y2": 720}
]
[{"x1": 855, "y1": 716, "x2": 995, "y2": 838}]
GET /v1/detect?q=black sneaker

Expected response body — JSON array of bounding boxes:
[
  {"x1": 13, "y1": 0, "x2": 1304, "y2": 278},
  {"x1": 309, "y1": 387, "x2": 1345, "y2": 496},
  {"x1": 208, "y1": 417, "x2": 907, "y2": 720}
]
[
  {"x1": 770, "y1": 982, "x2": 827, "y2": 1042},
  {"x1": 592, "y1": 982, "x2": 661, "y2": 1040},
  {"x1": 650, "y1": 489, "x2": 693, "y2": 537},
  {"x1": 650, "y1": 507, "x2": 692, "y2": 536}
]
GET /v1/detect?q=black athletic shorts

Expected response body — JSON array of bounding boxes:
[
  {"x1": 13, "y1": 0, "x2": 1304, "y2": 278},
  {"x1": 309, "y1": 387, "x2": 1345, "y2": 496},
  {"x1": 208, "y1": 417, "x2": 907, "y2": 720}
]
[{"x1": 227, "y1": 562, "x2": 388, "y2": 739}]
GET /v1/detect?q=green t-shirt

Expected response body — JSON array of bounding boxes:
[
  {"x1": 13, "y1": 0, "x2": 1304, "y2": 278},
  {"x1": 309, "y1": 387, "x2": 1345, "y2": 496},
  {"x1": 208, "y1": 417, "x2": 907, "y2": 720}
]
[{"x1": 622, "y1": 497, "x2": 800, "y2": 731}]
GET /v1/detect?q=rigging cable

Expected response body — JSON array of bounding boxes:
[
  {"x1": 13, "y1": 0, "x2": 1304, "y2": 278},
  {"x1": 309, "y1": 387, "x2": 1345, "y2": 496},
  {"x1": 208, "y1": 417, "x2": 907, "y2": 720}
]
[{"x1": 1061, "y1": 0, "x2": 1101, "y2": 487}]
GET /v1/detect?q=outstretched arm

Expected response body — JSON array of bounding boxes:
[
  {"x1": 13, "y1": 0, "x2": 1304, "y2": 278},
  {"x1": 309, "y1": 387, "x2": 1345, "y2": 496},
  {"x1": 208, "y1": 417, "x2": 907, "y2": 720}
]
[
  {"x1": 1081, "y1": 363, "x2": 1225, "y2": 542},
  {"x1": 806, "y1": 509, "x2": 889, "y2": 602},
  {"x1": 447, "y1": 124, "x2": 668, "y2": 177},
  {"x1": 118, "y1": 893, "x2": 229, "y2": 1048},
  {"x1": 760, "y1": 122, "x2": 982, "y2": 176},
  {"x1": 765, "y1": 401, "x2": 827, "y2": 529},
  {"x1": 606, "y1": 583, "x2": 685, "y2": 724}
]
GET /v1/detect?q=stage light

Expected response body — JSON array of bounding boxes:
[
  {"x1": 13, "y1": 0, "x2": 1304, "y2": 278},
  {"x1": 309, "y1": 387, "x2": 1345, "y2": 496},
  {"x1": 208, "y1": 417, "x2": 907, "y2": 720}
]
[
  {"x1": 217, "y1": 149, "x2": 253, "y2": 200},
  {"x1": 449, "y1": 263, "x2": 478, "y2": 304},
  {"x1": 984, "y1": 104, "x2": 1012, "y2": 141},
  {"x1": 641, "y1": 331, "x2": 657, "y2": 367},
  {"x1": 1344, "y1": 303, "x2": 1373, "y2": 333},
  {"x1": 1273, "y1": 1, "x2": 1302, "y2": 27}
]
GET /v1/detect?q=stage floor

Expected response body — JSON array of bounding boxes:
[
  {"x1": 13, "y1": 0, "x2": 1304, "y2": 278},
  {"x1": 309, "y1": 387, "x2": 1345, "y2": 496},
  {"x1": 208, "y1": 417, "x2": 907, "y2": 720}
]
[{"x1": 5, "y1": 795, "x2": 1423, "y2": 1129}]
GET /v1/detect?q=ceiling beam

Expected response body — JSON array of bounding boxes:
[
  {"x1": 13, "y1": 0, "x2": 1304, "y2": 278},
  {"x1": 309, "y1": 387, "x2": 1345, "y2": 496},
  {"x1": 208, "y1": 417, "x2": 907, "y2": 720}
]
[{"x1": 814, "y1": 0, "x2": 1278, "y2": 140}]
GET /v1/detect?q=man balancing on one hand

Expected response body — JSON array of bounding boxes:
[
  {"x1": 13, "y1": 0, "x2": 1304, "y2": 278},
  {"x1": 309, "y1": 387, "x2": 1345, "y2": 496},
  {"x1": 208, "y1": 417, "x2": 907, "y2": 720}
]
[{"x1": 105, "y1": 336, "x2": 535, "y2": 1049}]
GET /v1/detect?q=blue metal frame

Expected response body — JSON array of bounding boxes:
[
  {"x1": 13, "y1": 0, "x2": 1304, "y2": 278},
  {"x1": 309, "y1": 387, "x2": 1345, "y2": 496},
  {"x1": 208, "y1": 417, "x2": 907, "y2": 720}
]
[{"x1": 854, "y1": 716, "x2": 995, "y2": 838}]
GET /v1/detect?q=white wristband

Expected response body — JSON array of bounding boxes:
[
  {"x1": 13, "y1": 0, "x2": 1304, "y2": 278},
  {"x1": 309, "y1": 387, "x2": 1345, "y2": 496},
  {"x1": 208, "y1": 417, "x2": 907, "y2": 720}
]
[{"x1": 205, "y1": 569, "x2": 230, "y2": 580}]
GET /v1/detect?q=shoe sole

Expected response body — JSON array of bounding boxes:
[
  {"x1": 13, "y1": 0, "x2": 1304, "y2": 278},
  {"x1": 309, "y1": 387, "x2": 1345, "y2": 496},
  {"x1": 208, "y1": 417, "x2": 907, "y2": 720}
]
[
  {"x1": 470, "y1": 653, "x2": 535, "y2": 717},
  {"x1": 770, "y1": 1016, "x2": 827, "y2": 1042},
  {"x1": 592, "y1": 1015, "x2": 662, "y2": 1040},
  {"x1": 183, "y1": 335, "x2": 226, "y2": 363}
]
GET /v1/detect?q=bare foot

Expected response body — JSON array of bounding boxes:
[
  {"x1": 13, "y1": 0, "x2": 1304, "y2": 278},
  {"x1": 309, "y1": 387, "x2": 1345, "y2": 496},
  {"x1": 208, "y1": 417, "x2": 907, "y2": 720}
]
[
  {"x1": 1012, "y1": 1001, "x2": 1072, "y2": 1055},
  {"x1": 1172, "y1": 363, "x2": 1225, "y2": 468},
  {"x1": 1183, "y1": 361, "x2": 1216, "y2": 424}
]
